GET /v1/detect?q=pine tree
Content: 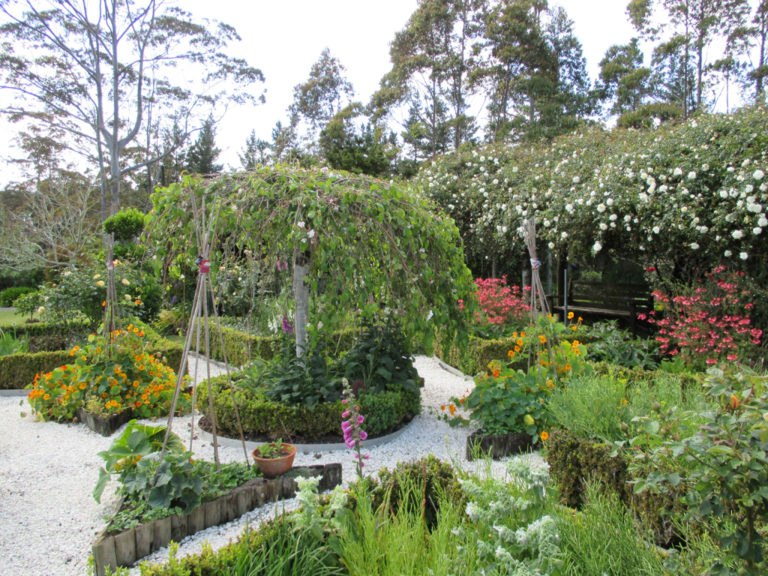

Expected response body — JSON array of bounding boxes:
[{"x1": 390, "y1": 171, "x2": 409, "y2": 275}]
[{"x1": 186, "y1": 116, "x2": 222, "y2": 175}]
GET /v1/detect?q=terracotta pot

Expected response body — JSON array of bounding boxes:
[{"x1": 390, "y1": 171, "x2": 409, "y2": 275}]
[{"x1": 251, "y1": 443, "x2": 296, "y2": 478}]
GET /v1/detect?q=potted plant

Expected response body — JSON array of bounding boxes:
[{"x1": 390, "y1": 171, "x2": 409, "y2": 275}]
[{"x1": 251, "y1": 438, "x2": 296, "y2": 478}]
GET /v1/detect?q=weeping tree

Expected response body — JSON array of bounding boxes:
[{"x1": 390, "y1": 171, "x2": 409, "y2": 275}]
[{"x1": 149, "y1": 166, "x2": 475, "y2": 357}]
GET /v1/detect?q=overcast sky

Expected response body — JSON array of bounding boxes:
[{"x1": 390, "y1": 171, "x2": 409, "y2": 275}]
[{"x1": 187, "y1": 0, "x2": 639, "y2": 169}]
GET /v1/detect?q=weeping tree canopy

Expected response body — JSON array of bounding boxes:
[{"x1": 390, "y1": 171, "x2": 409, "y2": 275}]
[{"x1": 148, "y1": 166, "x2": 475, "y2": 355}]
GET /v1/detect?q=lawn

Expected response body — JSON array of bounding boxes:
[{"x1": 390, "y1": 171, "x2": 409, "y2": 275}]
[{"x1": 0, "y1": 308, "x2": 30, "y2": 327}]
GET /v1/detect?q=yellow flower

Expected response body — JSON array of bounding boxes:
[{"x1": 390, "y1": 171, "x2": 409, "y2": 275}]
[
  {"x1": 96, "y1": 280, "x2": 105, "y2": 287},
  {"x1": 540, "y1": 431, "x2": 549, "y2": 441},
  {"x1": 567, "y1": 311, "x2": 574, "y2": 320}
]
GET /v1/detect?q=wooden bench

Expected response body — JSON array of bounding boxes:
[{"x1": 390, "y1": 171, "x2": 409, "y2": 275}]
[{"x1": 553, "y1": 280, "x2": 652, "y2": 328}]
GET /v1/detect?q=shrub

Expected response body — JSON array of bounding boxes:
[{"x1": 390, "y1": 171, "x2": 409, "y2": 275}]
[
  {"x1": 0, "y1": 285, "x2": 36, "y2": 307},
  {"x1": 469, "y1": 277, "x2": 531, "y2": 338},
  {"x1": 640, "y1": 266, "x2": 763, "y2": 369},
  {"x1": 103, "y1": 207, "x2": 147, "y2": 242},
  {"x1": 27, "y1": 324, "x2": 189, "y2": 421},
  {"x1": 337, "y1": 316, "x2": 421, "y2": 397},
  {"x1": 198, "y1": 371, "x2": 419, "y2": 442},
  {"x1": 365, "y1": 455, "x2": 464, "y2": 531},
  {"x1": 632, "y1": 367, "x2": 768, "y2": 573},
  {"x1": 545, "y1": 427, "x2": 688, "y2": 547}
]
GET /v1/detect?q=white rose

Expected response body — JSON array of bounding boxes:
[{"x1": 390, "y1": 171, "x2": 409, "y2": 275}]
[
  {"x1": 732, "y1": 230, "x2": 745, "y2": 239},
  {"x1": 593, "y1": 241, "x2": 602, "y2": 253},
  {"x1": 690, "y1": 242, "x2": 700, "y2": 250},
  {"x1": 754, "y1": 169, "x2": 765, "y2": 181},
  {"x1": 740, "y1": 252, "x2": 749, "y2": 260}
]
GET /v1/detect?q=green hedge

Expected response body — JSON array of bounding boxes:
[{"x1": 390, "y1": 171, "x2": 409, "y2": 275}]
[
  {"x1": 0, "y1": 320, "x2": 183, "y2": 390},
  {"x1": 434, "y1": 334, "x2": 530, "y2": 375},
  {"x1": 0, "y1": 286, "x2": 36, "y2": 307},
  {"x1": 189, "y1": 320, "x2": 357, "y2": 367},
  {"x1": 545, "y1": 427, "x2": 687, "y2": 547},
  {"x1": 198, "y1": 372, "x2": 420, "y2": 441},
  {"x1": 0, "y1": 350, "x2": 72, "y2": 390}
]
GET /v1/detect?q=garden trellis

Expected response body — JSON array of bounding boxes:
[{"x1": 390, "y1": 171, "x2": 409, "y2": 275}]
[{"x1": 157, "y1": 189, "x2": 250, "y2": 469}]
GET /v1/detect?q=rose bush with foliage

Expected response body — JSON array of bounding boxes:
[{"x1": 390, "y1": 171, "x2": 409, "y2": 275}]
[{"x1": 418, "y1": 106, "x2": 768, "y2": 281}]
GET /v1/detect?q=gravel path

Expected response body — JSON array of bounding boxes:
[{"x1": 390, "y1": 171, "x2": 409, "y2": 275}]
[{"x1": 0, "y1": 355, "x2": 544, "y2": 576}]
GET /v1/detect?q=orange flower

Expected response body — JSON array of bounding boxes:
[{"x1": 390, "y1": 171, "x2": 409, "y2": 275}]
[
  {"x1": 507, "y1": 350, "x2": 515, "y2": 358},
  {"x1": 449, "y1": 403, "x2": 456, "y2": 415},
  {"x1": 440, "y1": 404, "x2": 446, "y2": 411},
  {"x1": 540, "y1": 431, "x2": 549, "y2": 441},
  {"x1": 492, "y1": 369, "x2": 500, "y2": 378}
]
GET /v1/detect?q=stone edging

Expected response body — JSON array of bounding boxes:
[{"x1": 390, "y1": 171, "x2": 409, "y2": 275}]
[{"x1": 92, "y1": 462, "x2": 342, "y2": 576}]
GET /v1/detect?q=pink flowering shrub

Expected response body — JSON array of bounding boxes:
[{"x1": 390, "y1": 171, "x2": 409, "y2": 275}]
[
  {"x1": 639, "y1": 266, "x2": 762, "y2": 368},
  {"x1": 471, "y1": 276, "x2": 531, "y2": 337}
]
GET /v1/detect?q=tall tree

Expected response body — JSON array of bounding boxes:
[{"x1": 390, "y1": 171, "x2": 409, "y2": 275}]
[
  {"x1": 239, "y1": 130, "x2": 271, "y2": 170},
  {"x1": 0, "y1": 0, "x2": 263, "y2": 223},
  {"x1": 478, "y1": 0, "x2": 552, "y2": 141},
  {"x1": 185, "y1": 116, "x2": 222, "y2": 175},
  {"x1": 628, "y1": 0, "x2": 751, "y2": 115},
  {"x1": 540, "y1": 6, "x2": 593, "y2": 136},
  {"x1": 597, "y1": 38, "x2": 654, "y2": 116},
  {"x1": 290, "y1": 48, "x2": 354, "y2": 147},
  {"x1": 371, "y1": 0, "x2": 482, "y2": 156},
  {"x1": 318, "y1": 103, "x2": 398, "y2": 177},
  {"x1": 747, "y1": 0, "x2": 768, "y2": 100}
]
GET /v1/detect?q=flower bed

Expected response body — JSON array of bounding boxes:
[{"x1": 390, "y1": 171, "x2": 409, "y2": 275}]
[
  {"x1": 27, "y1": 323, "x2": 188, "y2": 424},
  {"x1": 92, "y1": 463, "x2": 342, "y2": 576}
]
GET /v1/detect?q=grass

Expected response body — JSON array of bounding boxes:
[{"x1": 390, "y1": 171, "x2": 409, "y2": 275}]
[{"x1": 0, "y1": 308, "x2": 30, "y2": 326}]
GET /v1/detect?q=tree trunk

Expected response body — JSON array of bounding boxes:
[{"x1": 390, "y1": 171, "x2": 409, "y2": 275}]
[{"x1": 293, "y1": 251, "x2": 311, "y2": 357}]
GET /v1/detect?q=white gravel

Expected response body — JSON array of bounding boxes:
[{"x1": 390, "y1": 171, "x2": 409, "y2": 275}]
[{"x1": 0, "y1": 355, "x2": 545, "y2": 576}]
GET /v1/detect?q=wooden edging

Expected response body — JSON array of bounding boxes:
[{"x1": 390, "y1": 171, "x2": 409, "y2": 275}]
[{"x1": 92, "y1": 463, "x2": 342, "y2": 576}]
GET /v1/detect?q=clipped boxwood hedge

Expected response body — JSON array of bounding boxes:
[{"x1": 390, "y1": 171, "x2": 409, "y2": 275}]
[
  {"x1": 0, "y1": 320, "x2": 183, "y2": 390},
  {"x1": 434, "y1": 334, "x2": 530, "y2": 375},
  {"x1": 191, "y1": 320, "x2": 357, "y2": 367},
  {"x1": 545, "y1": 427, "x2": 687, "y2": 547},
  {"x1": 198, "y1": 372, "x2": 420, "y2": 442}
]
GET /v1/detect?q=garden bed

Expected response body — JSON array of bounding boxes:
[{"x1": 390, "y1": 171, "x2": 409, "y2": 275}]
[{"x1": 92, "y1": 462, "x2": 342, "y2": 576}]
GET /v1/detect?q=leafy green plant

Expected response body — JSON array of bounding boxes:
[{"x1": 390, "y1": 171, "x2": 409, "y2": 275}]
[
  {"x1": 93, "y1": 420, "x2": 186, "y2": 503},
  {"x1": 465, "y1": 364, "x2": 552, "y2": 438},
  {"x1": 95, "y1": 421, "x2": 262, "y2": 531},
  {"x1": 337, "y1": 315, "x2": 420, "y2": 397},
  {"x1": 253, "y1": 439, "x2": 291, "y2": 459},
  {"x1": 0, "y1": 328, "x2": 28, "y2": 356},
  {"x1": 582, "y1": 320, "x2": 659, "y2": 369},
  {"x1": 633, "y1": 367, "x2": 768, "y2": 574},
  {"x1": 459, "y1": 457, "x2": 560, "y2": 575}
]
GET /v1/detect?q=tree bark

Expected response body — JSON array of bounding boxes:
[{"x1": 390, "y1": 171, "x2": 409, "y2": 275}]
[{"x1": 293, "y1": 251, "x2": 311, "y2": 357}]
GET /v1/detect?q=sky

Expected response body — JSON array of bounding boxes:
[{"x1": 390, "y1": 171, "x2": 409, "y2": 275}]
[{"x1": 186, "y1": 0, "x2": 639, "y2": 170}]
